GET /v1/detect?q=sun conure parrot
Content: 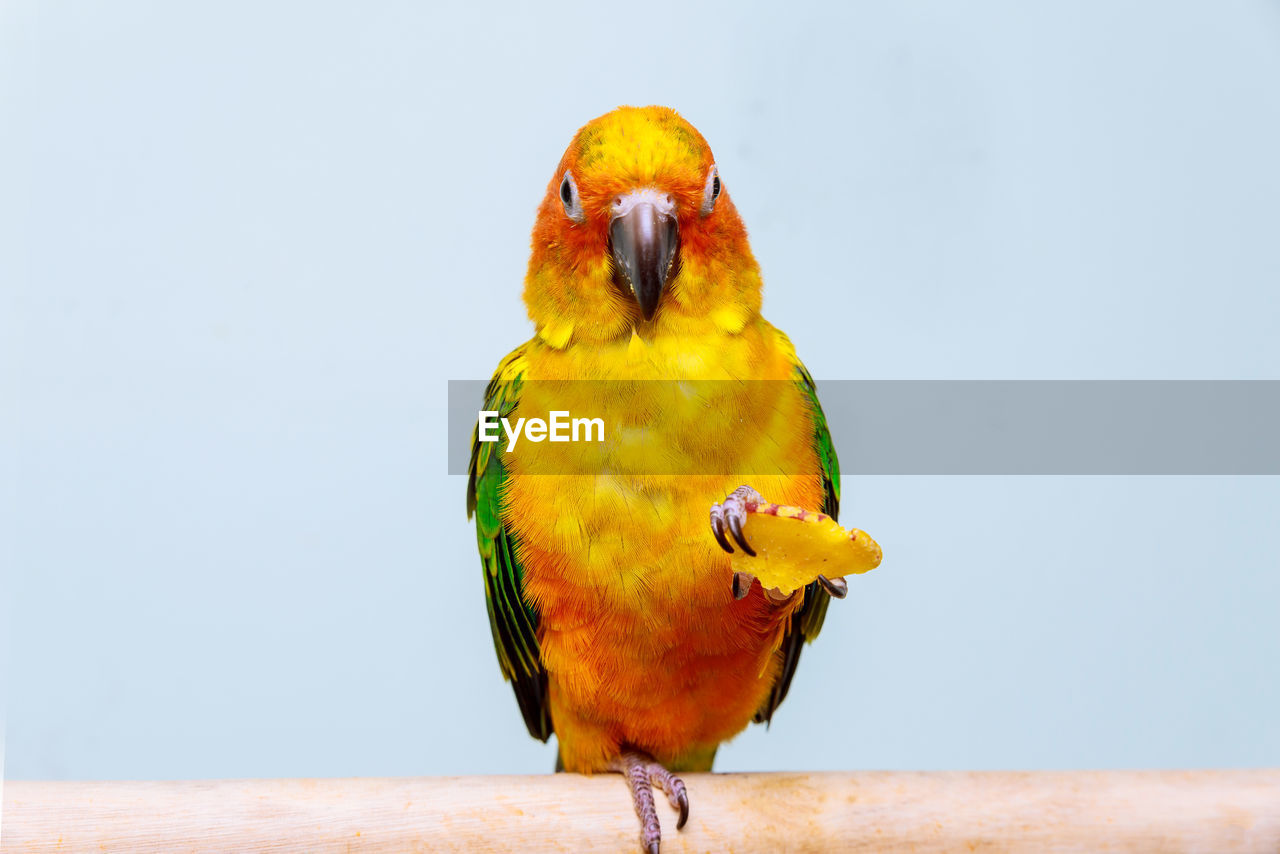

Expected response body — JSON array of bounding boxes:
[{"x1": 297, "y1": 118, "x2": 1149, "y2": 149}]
[{"x1": 467, "y1": 105, "x2": 847, "y2": 853}]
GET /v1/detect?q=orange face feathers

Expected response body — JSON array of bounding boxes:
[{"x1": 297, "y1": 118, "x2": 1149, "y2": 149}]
[{"x1": 524, "y1": 106, "x2": 763, "y2": 347}]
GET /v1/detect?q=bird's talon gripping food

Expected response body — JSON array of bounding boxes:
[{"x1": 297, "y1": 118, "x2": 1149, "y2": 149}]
[{"x1": 726, "y1": 501, "x2": 882, "y2": 596}]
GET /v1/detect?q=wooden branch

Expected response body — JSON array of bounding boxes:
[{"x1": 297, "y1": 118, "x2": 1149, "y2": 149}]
[{"x1": 3, "y1": 771, "x2": 1279, "y2": 853}]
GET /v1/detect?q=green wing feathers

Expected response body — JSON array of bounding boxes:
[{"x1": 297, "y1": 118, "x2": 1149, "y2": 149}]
[
  {"x1": 754, "y1": 361, "x2": 841, "y2": 724},
  {"x1": 467, "y1": 350, "x2": 552, "y2": 742}
]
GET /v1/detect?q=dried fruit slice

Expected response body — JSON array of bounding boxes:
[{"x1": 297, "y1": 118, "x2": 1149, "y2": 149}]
[{"x1": 729, "y1": 502, "x2": 882, "y2": 596}]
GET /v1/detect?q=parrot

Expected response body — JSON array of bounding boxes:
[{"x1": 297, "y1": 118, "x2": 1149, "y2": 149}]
[{"x1": 467, "y1": 105, "x2": 845, "y2": 853}]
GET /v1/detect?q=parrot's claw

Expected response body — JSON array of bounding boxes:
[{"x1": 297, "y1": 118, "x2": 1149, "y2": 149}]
[
  {"x1": 728, "y1": 513, "x2": 755, "y2": 556},
  {"x1": 731, "y1": 571, "x2": 753, "y2": 600},
  {"x1": 710, "y1": 513, "x2": 734, "y2": 554},
  {"x1": 709, "y1": 485, "x2": 763, "y2": 557},
  {"x1": 649, "y1": 762, "x2": 689, "y2": 830},
  {"x1": 609, "y1": 750, "x2": 689, "y2": 853},
  {"x1": 817, "y1": 574, "x2": 848, "y2": 599}
]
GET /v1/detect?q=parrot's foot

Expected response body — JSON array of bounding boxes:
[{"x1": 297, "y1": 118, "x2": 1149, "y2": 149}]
[
  {"x1": 608, "y1": 750, "x2": 688, "y2": 854},
  {"x1": 713, "y1": 484, "x2": 848, "y2": 600},
  {"x1": 710, "y1": 484, "x2": 763, "y2": 556}
]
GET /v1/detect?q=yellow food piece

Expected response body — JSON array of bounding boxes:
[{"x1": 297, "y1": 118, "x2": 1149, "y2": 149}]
[{"x1": 728, "y1": 503, "x2": 882, "y2": 595}]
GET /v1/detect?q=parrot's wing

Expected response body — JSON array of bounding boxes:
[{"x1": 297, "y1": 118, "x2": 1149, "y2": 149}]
[
  {"x1": 754, "y1": 360, "x2": 841, "y2": 724},
  {"x1": 466, "y1": 347, "x2": 552, "y2": 742}
]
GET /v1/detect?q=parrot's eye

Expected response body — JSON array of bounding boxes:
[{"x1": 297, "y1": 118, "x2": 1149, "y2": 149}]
[
  {"x1": 560, "y1": 171, "x2": 585, "y2": 224},
  {"x1": 700, "y1": 165, "x2": 721, "y2": 217}
]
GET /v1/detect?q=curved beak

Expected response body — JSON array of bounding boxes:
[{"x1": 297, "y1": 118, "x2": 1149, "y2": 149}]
[{"x1": 609, "y1": 190, "x2": 678, "y2": 321}]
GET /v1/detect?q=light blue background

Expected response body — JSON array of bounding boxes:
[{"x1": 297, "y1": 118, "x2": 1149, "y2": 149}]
[{"x1": 3, "y1": 1, "x2": 1278, "y2": 779}]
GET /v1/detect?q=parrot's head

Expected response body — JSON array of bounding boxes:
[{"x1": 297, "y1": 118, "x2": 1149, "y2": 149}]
[{"x1": 524, "y1": 106, "x2": 761, "y2": 347}]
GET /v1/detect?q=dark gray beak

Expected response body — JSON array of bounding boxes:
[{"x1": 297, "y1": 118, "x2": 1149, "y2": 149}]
[{"x1": 610, "y1": 196, "x2": 678, "y2": 321}]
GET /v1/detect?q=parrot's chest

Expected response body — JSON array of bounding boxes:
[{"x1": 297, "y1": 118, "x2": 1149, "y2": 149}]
[
  {"x1": 501, "y1": 383, "x2": 820, "y2": 716},
  {"x1": 502, "y1": 329, "x2": 821, "y2": 601},
  {"x1": 502, "y1": 376, "x2": 816, "y2": 593}
]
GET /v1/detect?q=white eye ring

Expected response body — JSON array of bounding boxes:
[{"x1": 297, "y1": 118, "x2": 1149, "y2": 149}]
[
  {"x1": 560, "y1": 171, "x2": 585, "y2": 224},
  {"x1": 700, "y1": 165, "x2": 721, "y2": 217}
]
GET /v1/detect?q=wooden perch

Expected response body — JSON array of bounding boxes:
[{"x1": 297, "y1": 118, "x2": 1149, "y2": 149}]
[{"x1": 3, "y1": 771, "x2": 1279, "y2": 852}]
